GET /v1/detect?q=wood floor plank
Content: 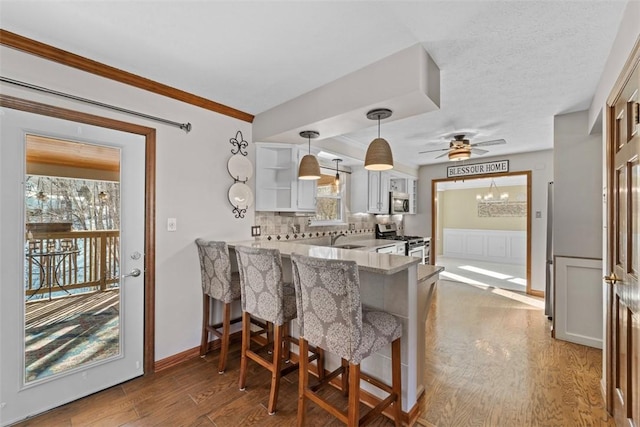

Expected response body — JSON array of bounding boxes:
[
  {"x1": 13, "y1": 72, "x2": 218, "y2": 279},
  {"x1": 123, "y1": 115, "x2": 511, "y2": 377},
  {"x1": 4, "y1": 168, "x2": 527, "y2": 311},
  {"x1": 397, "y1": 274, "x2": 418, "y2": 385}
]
[{"x1": 13, "y1": 279, "x2": 613, "y2": 427}]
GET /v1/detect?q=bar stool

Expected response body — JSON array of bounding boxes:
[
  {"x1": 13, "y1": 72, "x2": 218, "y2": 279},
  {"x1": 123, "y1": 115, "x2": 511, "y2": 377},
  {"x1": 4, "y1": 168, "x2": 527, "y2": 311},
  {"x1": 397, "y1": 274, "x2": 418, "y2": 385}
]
[
  {"x1": 235, "y1": 245, "x2": 323, "y2": 415},
  {"x1": 290, "y1": 253, "x2": 403, "y2": 427},
  {"x1": 195, "y1": 239, "x2": 242, "y2": 373}
]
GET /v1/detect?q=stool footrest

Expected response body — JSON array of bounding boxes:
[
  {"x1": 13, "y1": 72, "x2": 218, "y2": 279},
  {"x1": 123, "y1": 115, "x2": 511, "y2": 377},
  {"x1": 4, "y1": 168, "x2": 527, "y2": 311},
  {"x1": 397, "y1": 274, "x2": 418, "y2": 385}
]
[
  {"x1": 310, "y1": 365, "x2": 344, "y2": 393},
  {"x1": 359, "y1": 392, "x2": 398, "y2": 427},
  {"x1": 361, "y1": 372, "x2": 393, "y2": 395}
]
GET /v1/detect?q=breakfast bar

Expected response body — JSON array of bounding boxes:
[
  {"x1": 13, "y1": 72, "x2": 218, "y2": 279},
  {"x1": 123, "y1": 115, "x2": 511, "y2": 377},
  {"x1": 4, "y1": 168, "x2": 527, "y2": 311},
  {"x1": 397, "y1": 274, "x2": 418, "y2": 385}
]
[{"x1": 228, "y1": 240, "x2": 442, "y2": 423}]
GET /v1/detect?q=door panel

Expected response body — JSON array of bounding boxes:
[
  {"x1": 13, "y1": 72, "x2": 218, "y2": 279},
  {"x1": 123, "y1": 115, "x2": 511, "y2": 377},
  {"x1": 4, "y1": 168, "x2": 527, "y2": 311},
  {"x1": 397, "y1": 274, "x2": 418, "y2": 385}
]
[
  {"x1": 608, "y1": 50, "x2": 640, "y2": 427},
  {"x1": 0, "y1": 108, "x2": 145, "y2": 425}
]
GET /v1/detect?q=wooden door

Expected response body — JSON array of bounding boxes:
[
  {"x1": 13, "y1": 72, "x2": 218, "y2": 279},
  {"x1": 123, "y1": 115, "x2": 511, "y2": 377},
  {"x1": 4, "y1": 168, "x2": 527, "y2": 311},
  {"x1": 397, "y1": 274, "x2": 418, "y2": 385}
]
[{"x1": 607, "y1": 40, "x2": 640, "y2": 427}]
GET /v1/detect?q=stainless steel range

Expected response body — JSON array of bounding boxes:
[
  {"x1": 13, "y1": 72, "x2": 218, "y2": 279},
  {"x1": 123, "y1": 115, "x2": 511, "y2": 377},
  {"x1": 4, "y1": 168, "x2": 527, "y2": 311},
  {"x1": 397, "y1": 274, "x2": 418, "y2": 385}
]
[{"x1": 375, "y1": 223, "x2": 428, "y2": 264}]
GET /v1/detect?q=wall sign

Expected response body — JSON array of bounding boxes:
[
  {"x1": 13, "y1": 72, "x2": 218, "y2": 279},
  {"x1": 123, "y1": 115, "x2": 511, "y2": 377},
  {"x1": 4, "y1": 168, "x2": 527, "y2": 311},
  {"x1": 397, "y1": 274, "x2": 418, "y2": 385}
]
[{"x1": 447, "y1": 160, "x2": 509, "y2": 178}]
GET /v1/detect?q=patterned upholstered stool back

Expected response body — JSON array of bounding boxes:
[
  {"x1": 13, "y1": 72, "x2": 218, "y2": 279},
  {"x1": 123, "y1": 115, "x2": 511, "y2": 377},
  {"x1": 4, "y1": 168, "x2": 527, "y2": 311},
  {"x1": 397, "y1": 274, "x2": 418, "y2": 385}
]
[
  {"x1": 195, "y1": 239, "x2": 239, "y2": 304},
  {"x1": 235, "y1": 246, "x2": 289, "y2": 325},
  {"x1": 290, "y1": 253, "x2": 365, "y2": 364}
]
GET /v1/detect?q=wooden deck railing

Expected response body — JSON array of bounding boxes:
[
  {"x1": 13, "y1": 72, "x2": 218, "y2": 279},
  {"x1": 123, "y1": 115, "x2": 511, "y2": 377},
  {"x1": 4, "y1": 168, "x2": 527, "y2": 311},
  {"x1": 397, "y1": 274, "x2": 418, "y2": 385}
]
[{"x1": 25, "y1": 230, "x2": 120, "y2": 300}]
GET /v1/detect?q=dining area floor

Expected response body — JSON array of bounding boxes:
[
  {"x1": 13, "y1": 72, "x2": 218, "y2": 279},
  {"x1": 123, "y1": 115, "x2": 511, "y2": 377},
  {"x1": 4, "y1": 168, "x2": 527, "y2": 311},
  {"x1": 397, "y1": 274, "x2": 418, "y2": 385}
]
[{"x1": 13, "y1": 279, "x2": 612, "y2": 427}]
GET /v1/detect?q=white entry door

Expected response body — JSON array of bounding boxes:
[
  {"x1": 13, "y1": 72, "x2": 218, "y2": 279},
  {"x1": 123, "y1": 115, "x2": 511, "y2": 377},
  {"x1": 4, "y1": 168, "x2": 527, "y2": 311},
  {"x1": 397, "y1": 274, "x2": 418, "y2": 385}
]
[{"x1": 0, "y1": 108, "x2": 145, "y2": 425}]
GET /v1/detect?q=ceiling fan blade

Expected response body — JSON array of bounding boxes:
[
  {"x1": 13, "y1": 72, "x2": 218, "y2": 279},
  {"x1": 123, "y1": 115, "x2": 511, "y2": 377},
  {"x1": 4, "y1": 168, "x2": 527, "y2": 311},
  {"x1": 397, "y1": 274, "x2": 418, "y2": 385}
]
[
  {"x1": 435, "y1": 151, "x2": 450, "y2": 159},
  {"x1": 419, "y1": 147, "x2": 449, "y2": 154},
  {"x1": 471, "y1": 147, "x2": 489, "y2": 155},
  {"x1": 470, "y1": 138, "x2": 506, "y2": 147}
]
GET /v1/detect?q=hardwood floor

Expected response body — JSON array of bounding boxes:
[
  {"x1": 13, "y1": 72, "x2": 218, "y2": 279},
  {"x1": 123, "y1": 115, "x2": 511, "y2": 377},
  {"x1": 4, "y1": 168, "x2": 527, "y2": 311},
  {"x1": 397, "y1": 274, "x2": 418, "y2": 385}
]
[
  {"x1": 13, "y1": 280, "x2": 613, "y2": 427},
  {"x1": 420, "y1": 280, "x2": 613, "y2": 427}
]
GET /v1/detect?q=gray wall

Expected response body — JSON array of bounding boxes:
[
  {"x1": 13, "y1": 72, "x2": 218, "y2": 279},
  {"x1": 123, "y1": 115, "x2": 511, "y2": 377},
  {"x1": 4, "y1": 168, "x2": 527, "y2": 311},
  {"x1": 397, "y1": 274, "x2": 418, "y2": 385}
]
[{"x1": 553, "y1": 111, "x2": 602, "y2": 259}]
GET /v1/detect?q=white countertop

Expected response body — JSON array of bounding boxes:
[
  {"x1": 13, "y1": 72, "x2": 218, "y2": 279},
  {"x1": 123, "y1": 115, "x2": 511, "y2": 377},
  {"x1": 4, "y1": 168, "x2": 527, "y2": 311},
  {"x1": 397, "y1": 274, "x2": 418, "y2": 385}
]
[{"x1": 228, "y1": 240, "x2": 420, "y2": 275}]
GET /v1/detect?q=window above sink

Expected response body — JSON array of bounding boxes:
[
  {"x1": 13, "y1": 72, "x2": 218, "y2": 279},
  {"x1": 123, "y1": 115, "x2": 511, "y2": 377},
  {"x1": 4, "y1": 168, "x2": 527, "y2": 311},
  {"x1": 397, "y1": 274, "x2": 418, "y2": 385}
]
[{"x1": 310, "y1": 166, "x2": 346, "y2": 226}]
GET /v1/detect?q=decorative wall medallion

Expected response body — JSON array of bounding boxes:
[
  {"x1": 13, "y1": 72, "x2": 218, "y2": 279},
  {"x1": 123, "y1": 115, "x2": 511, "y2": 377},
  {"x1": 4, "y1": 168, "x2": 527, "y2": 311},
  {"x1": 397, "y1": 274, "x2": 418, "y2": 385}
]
[
  {"x1": 229, "y1": 130, "x2": 248, "y2": 156},
  {"x1": 227, "y1": 130, "x2": 253, "y2": 218}
]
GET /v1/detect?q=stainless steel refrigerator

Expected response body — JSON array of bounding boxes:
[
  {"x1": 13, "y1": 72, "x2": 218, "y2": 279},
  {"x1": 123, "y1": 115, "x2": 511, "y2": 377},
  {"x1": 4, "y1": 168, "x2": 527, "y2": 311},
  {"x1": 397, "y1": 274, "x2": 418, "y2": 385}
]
[{"x1": 545, "y1": 181, "x2": 554, "y2": 319}]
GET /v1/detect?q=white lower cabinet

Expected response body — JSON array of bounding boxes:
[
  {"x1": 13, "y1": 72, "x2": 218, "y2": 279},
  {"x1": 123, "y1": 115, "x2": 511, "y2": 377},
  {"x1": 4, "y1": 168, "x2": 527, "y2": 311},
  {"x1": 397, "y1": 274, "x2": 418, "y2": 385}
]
[
  {"x1": 375, "y1": 242, "x2": 405, "y2": 255},
  {"x1": 350, "y1": 168, "x2": 389, "y2": 214},
  {"x1": 255, "y1": 143, "x2": 316, "y2": 212}
]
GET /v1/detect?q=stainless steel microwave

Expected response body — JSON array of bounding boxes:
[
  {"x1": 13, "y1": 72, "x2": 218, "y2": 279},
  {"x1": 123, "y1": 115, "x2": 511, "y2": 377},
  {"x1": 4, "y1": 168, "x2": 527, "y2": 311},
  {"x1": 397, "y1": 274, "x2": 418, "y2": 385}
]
[{"x1": 389, "y1": 192, "x2": 410, "y2": 214}]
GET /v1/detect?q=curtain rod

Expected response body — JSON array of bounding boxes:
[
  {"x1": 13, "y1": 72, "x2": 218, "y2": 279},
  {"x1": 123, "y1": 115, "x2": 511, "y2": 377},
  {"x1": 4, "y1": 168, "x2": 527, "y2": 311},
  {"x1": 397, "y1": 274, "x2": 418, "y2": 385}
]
[
  {"x1": 320, "y1": 165, "x2": 352, "y2": 174},
  {"x1": 0, "y1": 76, "x2": 192, "y2": 132}
]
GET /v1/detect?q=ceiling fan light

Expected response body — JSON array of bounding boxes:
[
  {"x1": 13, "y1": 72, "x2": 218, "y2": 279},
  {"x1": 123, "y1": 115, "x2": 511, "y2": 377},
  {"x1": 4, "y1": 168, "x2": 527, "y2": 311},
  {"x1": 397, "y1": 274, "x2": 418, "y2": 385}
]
[
  {"x1": 448, "y1": 148, "x2": 471, "y2": 161},
  {"x1": 365, "y1": 138, "x2": 394, "y2": 170},
  {"x1": 298, "y1": 154, "x2": 321, "y2": 180}
]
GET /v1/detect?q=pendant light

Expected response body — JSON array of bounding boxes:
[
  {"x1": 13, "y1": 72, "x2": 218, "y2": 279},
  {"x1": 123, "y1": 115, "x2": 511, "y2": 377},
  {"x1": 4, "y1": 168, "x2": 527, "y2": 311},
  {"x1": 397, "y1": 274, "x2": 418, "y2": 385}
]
[
  {"x1": 298, "y1": 130, "x2": 321, "y2": 180},
  {"x1": 332, "y1": 158, "x2": 342, "y2": 193},
  {"x1": 364, "y1": 108, "x2": 394, "y2": 171}
]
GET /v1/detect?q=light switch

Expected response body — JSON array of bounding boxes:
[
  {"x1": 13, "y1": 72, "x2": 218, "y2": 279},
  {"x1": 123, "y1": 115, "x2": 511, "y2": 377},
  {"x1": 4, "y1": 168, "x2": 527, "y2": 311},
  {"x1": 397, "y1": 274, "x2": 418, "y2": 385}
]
[
  {"x1": 535, "y1": 211, "x2": 542, "y2": 218},
  {"x1": 167, "y1": 218, "x2": 177, "y2": 232}
]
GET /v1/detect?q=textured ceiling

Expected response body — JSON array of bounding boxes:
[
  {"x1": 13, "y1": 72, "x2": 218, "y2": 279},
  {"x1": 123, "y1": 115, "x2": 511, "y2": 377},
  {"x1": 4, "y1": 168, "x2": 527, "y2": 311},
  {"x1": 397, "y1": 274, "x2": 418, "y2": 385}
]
[{"x1": 0, "y1": 1, "x2": 629, "y2": 168}]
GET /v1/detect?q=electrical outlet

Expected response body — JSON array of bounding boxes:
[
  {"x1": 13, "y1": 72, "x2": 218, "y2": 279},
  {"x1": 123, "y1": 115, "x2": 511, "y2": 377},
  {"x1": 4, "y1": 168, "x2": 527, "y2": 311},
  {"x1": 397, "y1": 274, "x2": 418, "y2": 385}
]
[
  {"x1": 251, "y1": 225, "x2": 261, "y2": 237},
  {"x1": 292, "y1": 224, "x2": 300, "y2": 234},
  {"x1": 535, "y1": 211, "x2": 542, "y2": 218},
  {"x1": 167, "y1": 218, "x2": 177, "y2": 232}
]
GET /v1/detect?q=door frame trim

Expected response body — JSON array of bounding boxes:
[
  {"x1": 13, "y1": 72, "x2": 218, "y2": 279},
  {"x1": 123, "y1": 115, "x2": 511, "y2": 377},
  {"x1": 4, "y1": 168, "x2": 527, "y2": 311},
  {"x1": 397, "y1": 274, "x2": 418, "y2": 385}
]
[
  {"x1": 0, "y1": 93, "x2": 157, "y2": 374},
  {"x1": 604, "y1": 35, "x2": 640, "y2": 415},
  {"x1": 430, "y1": 170, "x2": 533, "y2": 295}
]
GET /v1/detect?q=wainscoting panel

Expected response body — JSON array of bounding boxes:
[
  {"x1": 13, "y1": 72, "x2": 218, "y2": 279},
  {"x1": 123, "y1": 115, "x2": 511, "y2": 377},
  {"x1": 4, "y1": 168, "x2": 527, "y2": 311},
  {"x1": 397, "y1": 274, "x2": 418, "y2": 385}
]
[
  {"x1": 554, "y1": 256, "x2": 603, "y2": 348},
  {"x1": 467, "y1": 234, "x2": 485, "y2": 256},
  {"x1": 446, "y1": 232, "x2": 465, "y2": 257},
  {"x1": 442, "y1": 228, "x2": 526, "y2": 264}
]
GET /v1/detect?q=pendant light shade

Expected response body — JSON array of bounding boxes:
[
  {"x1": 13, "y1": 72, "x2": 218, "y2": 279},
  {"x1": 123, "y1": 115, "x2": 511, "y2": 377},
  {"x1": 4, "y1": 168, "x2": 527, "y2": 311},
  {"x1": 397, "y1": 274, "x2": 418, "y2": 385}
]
[
  {"x1": 298, "y1": 130, "x2": 321, "y2": 180},
  {"x1": 365, "y1": 108, "x2": 394, "y2": 171}
]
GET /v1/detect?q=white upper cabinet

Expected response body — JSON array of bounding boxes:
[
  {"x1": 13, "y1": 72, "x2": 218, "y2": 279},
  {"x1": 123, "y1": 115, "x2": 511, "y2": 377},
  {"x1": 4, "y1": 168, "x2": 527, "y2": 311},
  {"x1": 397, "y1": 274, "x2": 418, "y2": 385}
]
[
  {"x1": 255, "y1": 143, "x2": 317, "y2": 212},
  {"x1": 389, "y1": 176, "x2": 417, "y2": 214},
  {"x1": 350, "y1": 168, "x2": 389, "y2": 214}
]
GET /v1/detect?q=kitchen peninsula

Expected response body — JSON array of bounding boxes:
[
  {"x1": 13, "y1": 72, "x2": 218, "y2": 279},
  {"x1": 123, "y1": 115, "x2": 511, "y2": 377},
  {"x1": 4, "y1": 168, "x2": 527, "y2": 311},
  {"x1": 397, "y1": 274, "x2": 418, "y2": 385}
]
[{"x1": 227, "y1": 240, "x2": 443, "y2": 424}]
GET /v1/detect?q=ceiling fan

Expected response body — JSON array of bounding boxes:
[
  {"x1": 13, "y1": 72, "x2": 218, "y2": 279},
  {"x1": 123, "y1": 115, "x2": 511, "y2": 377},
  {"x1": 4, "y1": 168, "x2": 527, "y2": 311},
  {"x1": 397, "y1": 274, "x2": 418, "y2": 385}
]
[{"x1": 419, "y1": 134, "x2": 506, "y2": 161}]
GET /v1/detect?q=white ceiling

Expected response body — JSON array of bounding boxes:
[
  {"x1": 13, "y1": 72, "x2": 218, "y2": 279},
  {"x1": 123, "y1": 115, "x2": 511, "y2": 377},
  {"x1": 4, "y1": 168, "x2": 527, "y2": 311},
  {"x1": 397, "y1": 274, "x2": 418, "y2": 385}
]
[{"x1": 0, "y1": 1, "x2": 628, "y2": 168}]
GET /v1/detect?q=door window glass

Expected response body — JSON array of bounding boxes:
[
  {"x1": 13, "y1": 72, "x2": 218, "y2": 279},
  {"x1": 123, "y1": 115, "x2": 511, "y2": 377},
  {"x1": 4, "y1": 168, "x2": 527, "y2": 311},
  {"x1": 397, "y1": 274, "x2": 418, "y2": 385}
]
[{"x1": 24, "y1": 135, "x2": 122, "y2": 383}]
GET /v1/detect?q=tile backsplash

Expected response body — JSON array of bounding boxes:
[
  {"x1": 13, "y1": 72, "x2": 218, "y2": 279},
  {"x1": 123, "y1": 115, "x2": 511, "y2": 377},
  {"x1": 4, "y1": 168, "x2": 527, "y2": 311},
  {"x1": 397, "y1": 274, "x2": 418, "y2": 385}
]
[{"x1": 254, "y1": 212, "x2": 404, "y2": 242}]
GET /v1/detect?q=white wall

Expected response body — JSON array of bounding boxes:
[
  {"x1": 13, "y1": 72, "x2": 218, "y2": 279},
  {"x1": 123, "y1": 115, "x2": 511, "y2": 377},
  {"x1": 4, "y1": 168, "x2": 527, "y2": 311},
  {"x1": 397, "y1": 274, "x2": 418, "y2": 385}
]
[
  {"x1": 553, "y1": 111, "x2": 602, "y2": 259},
  {"x1": 0, "y1": 46, "x2": 254, "y2": 361},
  {"x1": 404, "y1": 149, "x2": 553, "y2": 293}
]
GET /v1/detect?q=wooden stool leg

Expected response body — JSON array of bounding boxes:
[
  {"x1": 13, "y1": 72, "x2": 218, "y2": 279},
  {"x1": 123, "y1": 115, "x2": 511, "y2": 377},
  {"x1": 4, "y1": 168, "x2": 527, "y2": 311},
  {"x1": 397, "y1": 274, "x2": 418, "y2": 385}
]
[
  {"x1": 317, "y1": 347, "x2": 325, "y2": 381},
  {"x1": 297, "y1": 337, "x2": 309, "y2": 427},
  {"x1": 266, "y1": 321, "x2": 274, "y2": 345},
  {"x1": 238, "y1": 311, "x2": 251, "y2": 390},
  {"x1": 283, "y1": 321, "x2": 291, "y2": 362},
  {"x1": 392, "y1": 338, "x2": 402, "y2": 427},
  {"x1": 341, "y1": 358, "x2": 349, "y2": 396},
  {"x1": 217, "y1": 302, "x2": 231, "y2": 373},
  {"x1": 200, "y1": 294, "x2": 210, "y2": 357},
  {"x1": 347, "y1": 363, "x2": 360, "y2": 427},
  {"x1": 267, "y1": 323, "x2": 284, "y2": 414}
]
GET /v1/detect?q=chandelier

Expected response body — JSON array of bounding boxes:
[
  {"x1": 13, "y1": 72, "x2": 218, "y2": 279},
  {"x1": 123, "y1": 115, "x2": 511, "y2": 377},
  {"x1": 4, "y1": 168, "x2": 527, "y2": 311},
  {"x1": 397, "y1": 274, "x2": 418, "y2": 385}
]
[{"x1": 476, "y1": 179, "x2": 508, "y2": 203}]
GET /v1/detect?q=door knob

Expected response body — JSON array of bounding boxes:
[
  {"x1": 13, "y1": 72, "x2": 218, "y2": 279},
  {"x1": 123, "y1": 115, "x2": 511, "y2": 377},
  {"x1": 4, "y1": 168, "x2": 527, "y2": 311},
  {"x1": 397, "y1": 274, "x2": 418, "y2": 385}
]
[
  {"x1": 603, "y1": 272, "x2": 619, "y2": 285},
  {"x1": 122, "y1": 268, "x2": 141, "y2": 278}
]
